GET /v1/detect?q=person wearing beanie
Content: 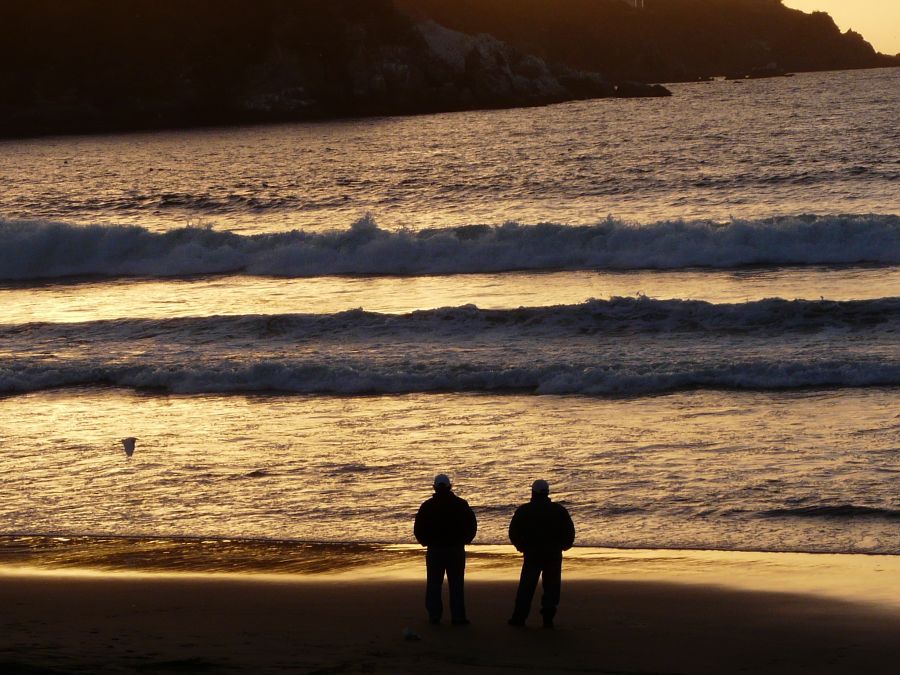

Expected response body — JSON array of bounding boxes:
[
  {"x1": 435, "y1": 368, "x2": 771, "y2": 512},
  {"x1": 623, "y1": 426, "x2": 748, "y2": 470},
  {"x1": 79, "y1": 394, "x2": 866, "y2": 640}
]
[
  {"x1": 413, "y1": 473, "x2": 478, "y2": 625},
  {"x1": 507, "y1": 479, "x2": 575, "y2": 629}
]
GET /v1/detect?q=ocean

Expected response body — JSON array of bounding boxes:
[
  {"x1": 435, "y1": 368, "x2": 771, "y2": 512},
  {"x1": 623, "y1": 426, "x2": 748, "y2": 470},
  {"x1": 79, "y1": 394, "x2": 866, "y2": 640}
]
[{"x1": 1, "y1": 68, "x2": 897, "y2": 561}]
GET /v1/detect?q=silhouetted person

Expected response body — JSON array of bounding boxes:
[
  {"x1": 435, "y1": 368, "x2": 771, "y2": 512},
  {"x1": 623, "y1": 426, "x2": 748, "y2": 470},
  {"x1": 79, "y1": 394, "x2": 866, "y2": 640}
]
[
  {"x1": 508, "y1": 479, "x2": 575, "y2": 629},
  {"x1": 414, "y1": 473, "x2": 477, "y2": 625}
]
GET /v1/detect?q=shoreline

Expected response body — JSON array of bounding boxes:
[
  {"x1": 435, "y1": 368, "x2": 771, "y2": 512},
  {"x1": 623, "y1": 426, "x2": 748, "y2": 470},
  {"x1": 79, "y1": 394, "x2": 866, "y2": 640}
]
[{"x1": 3, "y1": 536, "x2": 899, "y2": 610}]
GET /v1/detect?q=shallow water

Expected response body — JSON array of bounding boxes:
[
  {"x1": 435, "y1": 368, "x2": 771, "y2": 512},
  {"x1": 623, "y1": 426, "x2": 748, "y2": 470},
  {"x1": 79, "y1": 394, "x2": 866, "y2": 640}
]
[
  {"x1": 2, "y1": 266, "x2": 898, "y2": 323},
  {"x1": 1, "y1": 388, "x2": 897, "y2": 553}
]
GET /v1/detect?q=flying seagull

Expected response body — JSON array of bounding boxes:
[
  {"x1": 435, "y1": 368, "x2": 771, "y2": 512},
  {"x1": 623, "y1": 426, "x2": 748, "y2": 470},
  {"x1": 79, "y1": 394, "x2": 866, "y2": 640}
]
[{"x1": 121, "y1": 437, "x2": 137, "y2": 457}]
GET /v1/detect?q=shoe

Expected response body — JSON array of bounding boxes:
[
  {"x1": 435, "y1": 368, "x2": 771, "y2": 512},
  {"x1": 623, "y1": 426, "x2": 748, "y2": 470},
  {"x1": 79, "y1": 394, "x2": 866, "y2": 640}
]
[
  {"x1": 451, "y1": 618, "x2": 470, "y2": 626},
  {"x1": 507, "y1": 617, "x2": 525, "y2": 627},
  {"x1": 540, "y1": 609, "x2": 555, "y2": 629},
  {"x1": 429, "y1": 616, "x2": 441, "y2": 625}
]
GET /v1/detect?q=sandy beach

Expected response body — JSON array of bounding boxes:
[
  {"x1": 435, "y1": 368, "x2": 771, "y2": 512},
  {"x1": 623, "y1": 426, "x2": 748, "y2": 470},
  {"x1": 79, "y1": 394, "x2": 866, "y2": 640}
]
[{"x1": 2, "y1": 546, "x2": 898, "y2": 674}]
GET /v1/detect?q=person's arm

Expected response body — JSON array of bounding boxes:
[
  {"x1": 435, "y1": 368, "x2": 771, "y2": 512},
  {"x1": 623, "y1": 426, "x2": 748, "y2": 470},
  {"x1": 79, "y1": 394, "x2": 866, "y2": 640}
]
[
  {"x1": 508, "y1": 507, "x2": 525, "y2": 551},
  {"x1": 464, "y1": 501, "x2": 477, "y2": 544},
  {"x1": 559, "y1": 506, "x2": 576, "y2": 551},
  {"x1": 414, "y1": 502, "x2": 429, "y2": 546}
]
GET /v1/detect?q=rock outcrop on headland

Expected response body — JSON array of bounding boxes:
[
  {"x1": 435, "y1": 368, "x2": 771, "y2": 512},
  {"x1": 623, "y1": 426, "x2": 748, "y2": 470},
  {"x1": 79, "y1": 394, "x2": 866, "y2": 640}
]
[
  {"x1": 0, "y1": 0, "x2": 668, "y2": 139},
  {"x1": 397, "y1": 0, "x2": 900, "y2": 84}
]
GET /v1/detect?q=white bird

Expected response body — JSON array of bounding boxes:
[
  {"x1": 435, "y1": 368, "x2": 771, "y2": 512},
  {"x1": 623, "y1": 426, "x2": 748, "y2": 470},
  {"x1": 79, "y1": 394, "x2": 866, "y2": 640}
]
[{"x1": 121, "y1": 437, "x2": 137, "y2": 457}]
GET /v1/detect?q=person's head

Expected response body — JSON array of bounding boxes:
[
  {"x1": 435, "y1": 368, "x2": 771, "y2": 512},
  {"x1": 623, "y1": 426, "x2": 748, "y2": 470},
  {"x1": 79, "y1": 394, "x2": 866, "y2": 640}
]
[
  {"x1": 433, "y1": 473, "x2": 452, "y2": 493},
  {"x1": 531, "y1": 479, "x2": 550, "y2": 498}
]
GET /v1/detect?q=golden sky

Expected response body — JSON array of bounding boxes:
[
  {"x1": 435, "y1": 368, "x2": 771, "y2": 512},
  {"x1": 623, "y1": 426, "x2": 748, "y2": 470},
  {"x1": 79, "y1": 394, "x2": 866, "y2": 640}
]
[{"x1": 783, "y1": 1, "x2": 900, "y2": 55}]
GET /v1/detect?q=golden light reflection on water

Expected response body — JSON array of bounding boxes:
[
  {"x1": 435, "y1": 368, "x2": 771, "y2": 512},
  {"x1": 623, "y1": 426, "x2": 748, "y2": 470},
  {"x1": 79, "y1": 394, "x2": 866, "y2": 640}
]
[
  {"x1": 2, "y1": 267, "x2": 897, "y2": 324},
  {"x1": 4, "y1": 71, "x2": 897, "y2": 232},
  {"x1": 0, "y1": 389, "x2": 897, "y2": 553}
]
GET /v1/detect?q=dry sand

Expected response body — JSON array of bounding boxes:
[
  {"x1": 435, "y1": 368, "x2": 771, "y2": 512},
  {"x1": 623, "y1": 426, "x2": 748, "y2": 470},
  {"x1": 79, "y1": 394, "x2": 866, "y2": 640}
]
[{"x1": 2, "y1": 557, "x2": 899, "y2": 675}]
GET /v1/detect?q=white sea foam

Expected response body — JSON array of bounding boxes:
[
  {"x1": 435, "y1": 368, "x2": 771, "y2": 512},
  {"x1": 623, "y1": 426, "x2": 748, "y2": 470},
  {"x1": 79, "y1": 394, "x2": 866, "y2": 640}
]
[{"x1": 1, "y1": 214, "x2": 897, "y2": 280}]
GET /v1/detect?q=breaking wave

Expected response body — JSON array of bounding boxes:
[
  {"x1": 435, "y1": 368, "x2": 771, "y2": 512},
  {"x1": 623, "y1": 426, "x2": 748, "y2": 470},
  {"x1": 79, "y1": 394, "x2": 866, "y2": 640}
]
[
  {"x1": 1, "y1": 213, "x2": 898, "y2": 281},
  {"x1": 4, "y1": 297, "x2": 898, "y2": 340},
  {"x1": 2, "y1": 359, "x2": 898, "y2": 396}
]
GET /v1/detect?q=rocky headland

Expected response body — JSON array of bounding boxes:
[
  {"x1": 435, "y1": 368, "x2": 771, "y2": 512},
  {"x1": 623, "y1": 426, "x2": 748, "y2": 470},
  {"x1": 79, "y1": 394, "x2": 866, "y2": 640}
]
[
  {"x1": 397, "y1": 0, "x2": 900, "y2": 84},
  {"x1": 4, "y1": 0, "x2": 890, "y2": 139},
  {"x1": 0, "y1": 0, "x2": 667, "y2": 139}
]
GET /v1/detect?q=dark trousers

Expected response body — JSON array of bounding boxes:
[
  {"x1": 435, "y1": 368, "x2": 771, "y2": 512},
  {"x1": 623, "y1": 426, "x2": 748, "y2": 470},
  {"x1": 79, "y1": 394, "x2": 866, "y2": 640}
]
[
  {"x1": 511, "y1": 552, "x2": 562, "y2": 620},
  {"x1": 425, "y1": 544, "x2": 467, "y2": 621}
]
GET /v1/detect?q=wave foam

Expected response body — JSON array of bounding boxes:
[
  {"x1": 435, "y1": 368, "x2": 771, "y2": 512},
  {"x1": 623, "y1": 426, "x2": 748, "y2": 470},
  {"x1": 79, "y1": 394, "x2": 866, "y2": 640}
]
[{"x1": 1, "y1": 214, "x2": 898, "y2": 280}]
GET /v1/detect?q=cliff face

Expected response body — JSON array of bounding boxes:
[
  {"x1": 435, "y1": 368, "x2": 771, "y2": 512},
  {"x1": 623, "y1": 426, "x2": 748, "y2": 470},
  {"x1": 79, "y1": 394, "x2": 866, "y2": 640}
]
[
  {"x1": 396, "y1": 0, "x2": 900, "y2": 83},
  {"x1": 0, "y1": 0, "x2": 666, "y2": 139}
]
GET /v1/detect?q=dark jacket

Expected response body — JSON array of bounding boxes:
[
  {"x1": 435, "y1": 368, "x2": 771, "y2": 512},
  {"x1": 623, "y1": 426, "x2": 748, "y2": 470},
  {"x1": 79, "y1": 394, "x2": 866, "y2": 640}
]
[
  {"x1": 414, "y1": 491, "x2": 477, "y2": 547},
  {"x1": 509, "y1": 495, "x2": 575, "y2": 556}
]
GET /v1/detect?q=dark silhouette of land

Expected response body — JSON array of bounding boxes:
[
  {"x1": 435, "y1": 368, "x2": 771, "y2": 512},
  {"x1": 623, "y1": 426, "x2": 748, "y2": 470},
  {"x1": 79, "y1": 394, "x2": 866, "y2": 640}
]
[
  {"x1": 3, "y1": 1, "x2": 894, "y2": 138},
  {"x1": 0, "y1": 0, "x2": 667, "y2": 139},
  {"x1": 397, "y1": 0, "x2": 900, "y2": 83}
]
